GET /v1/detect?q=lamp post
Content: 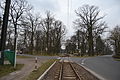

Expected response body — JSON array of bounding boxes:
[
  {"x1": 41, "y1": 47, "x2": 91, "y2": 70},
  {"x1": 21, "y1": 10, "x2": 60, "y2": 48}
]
[{"x1": 14, "y1": 34, "x2": 18, "y2": 68}]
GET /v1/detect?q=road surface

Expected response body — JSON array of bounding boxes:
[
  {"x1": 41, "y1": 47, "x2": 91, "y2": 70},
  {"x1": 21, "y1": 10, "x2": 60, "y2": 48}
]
[{"x1": 71, "y1": 55, "x2": 120, "y2": 80}]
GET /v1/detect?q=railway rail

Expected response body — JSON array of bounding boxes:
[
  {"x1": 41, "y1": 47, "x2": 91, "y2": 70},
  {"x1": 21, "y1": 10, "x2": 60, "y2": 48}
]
[
  {"x1": 58, "y1": 58, "x2": 82, "y2": 80},
  {"x1": 40, "y1": 57, "x2": 99, "y2": 80}
]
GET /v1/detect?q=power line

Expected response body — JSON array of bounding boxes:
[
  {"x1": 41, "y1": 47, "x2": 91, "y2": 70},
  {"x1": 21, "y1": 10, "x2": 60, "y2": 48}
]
[{"x1": 67, "y1": 0, "x2": 70, "y2": 28}]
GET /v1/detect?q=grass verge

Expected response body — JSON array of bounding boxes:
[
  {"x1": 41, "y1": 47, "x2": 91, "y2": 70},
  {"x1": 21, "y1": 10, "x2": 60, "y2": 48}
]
[
  {"x1": 25, "y1": 59, "x2": 58, "y2": 80},
  {"x1": 0, "y1": 64, "x2": 24, "y2": 78},
  {"x1": 112, "y1": 55, "x2": 120, "y2": 59},
  {"x1": 17, "y1": 55, "x2": 31, "y2": 58},
  {"x1": 114, "y1": 59, "x2": 120, "y2": 61},
  {"x1": 112, "y1": 55, "x2": 120, "y2": 61},
  {"x1": 33, "y1": 53, "x2": 59, "y2": 56},
  {"x1": 73, "y1": 55, "x2": 98, "y2": 58}
]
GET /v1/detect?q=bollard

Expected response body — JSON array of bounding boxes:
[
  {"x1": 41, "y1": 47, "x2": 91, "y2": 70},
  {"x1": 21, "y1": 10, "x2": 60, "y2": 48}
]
[{"x1": 35, "y1": 57, "x2": 38, "y2": 70}]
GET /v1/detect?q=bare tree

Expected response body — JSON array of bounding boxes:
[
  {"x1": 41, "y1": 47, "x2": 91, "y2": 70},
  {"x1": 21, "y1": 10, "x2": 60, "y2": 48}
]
[
  {"x1": 9, "y1": 0, "x2": 32, "y2": 51},
  {"x1": 74, "y1": 5, "x2": 107, "y2": 55},
  {"x1": 40, "y1": 11, "x2": 66, "y2": 54},
  {"x1": 51, "y1": 20, "x2": 66, "y2": 53},
  {"x1": 0, "y1": 0, "x2": 66, "y2": 55},
  {"x1": 66, "y1": 38, "x2": 76, "y2": 54},
  {"x1": 109, "y1": 25, "x2": 120, "y2": 56},
  {"x1": 6, "y1": 20, "x2": 14, "y2": 50},
  {"x1": 21, "y1": 12, "x2": 41, "y2": 54},
  {"x1": 40, "y1": 11, "x2": 54, "y2": 54},
  {"x1": 95, "y1": 36, "x2": 105, "y2": 55}
]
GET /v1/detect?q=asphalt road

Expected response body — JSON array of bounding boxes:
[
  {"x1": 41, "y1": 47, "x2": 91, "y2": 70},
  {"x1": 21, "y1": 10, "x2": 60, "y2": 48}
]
[{"x1": 71, "y1": 55, "x2": 120, "y2": 80}]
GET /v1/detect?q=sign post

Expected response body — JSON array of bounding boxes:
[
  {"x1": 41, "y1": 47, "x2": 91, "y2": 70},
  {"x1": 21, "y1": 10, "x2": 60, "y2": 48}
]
[{"x1": 14, "y1": 34, "x2": 18, "y2": 68}]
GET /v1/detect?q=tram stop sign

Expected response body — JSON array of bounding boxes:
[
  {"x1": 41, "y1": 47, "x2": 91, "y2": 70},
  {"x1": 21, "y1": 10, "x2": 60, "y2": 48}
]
[{"x1": 4, "y1": 51, "x2": 15, "y2": 66}]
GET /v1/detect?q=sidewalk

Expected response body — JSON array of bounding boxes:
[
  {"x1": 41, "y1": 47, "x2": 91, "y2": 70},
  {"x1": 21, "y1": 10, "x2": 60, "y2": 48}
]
[{"x1": 0, "y1": 57, "x2": 46, "y2": 80}]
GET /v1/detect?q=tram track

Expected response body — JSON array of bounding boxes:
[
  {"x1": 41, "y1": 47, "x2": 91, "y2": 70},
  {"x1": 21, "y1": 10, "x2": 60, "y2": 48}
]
[
  {"x1": 40, "y1": 57, "x2": 99, "y2": 80},
  {"x1": 58, "y1": 58, "x2": 81, "y2": 80}
]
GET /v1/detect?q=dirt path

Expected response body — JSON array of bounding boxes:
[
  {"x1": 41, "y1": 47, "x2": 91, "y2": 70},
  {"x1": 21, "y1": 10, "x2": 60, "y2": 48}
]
[{"x1": 0, "y1": 57, "x2": 47, "y2": 80}]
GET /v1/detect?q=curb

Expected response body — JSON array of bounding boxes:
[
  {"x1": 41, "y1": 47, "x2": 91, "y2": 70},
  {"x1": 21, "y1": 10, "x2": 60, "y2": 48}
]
[
  {"x1": 77, "y1": 63, "x2": 106, "y2": 80},
  {"x1": 37, "y1": 61, "x2": 57, "y2": 80}
]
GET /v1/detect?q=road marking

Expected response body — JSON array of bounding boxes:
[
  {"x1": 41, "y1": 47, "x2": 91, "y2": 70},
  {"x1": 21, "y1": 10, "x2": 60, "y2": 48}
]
[
  {"x1": 57, "y1": 57, "x2": 61, "y2": 59},
  {"x1": 59, "y1": 57, "x2": 64, "y2": 62},
  {"x1": 68, "y1": 57, "x2": 73, "y2": 62},
  {"x1": 81, "y1": 58, "x2": 86, "y2": 64}
]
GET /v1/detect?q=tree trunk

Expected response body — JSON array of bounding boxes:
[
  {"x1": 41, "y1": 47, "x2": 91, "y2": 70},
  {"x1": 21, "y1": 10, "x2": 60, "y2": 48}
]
[
  {"x1": 88, "y1": 27, "x2": 94, "y2": 56},
  {"x1": 46, "y1": 21, "x2": 49, "y2": 54},
  {"x1": 115, "y1": 40, "x2": 119, "y2": 55},
  {"x1": 31, "y1": 23, "x2": 34, "y2": 54}
]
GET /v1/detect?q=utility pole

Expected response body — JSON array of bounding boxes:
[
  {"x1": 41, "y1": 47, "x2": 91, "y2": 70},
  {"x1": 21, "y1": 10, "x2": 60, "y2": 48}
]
[{"x1": 0, "y1": 0, "x2": 11, "y2": 65}]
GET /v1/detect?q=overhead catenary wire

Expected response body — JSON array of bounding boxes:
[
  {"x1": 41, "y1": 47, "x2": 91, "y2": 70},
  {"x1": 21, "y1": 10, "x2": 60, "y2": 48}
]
[
  {"x1": 67, "y1": 0, "x2": 70, "y2": 28},
  {"x1": 67, "y1": 0, "x2": 73, "y2": 36}
]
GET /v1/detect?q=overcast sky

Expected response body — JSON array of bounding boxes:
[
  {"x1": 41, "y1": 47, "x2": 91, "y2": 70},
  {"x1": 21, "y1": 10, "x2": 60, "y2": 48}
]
[{"x1": 28, "y1": 0, "x2": 120, "y2": 38}]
